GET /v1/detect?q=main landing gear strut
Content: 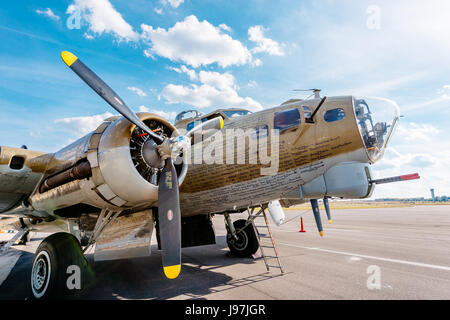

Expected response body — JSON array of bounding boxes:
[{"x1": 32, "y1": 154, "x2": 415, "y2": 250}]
[
  {"x1": 224, "y1": 211, "x2": 260, "y2": 257},
  {"x1": 224, "y1": 205, "x2": 284, "y2": 274}
]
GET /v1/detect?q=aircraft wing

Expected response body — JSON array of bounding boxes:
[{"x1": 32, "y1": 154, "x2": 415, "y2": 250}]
[{"x1": 0, "y1": 146, "x2": 52, "y2": 215}]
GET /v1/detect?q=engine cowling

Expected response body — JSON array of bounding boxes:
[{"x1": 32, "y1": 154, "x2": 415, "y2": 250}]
[{"x1": 30, "y1": 113, "x2": 187, "y2": 216}]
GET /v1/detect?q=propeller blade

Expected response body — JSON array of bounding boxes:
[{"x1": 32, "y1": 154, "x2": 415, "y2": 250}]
[
  {"x1": 61, "y1": 51, "x2": 186, "y2": 279},
  {"x1": 158, "y1": 158, "x2": 181, "y2": 279},
  {"x1": 60, "y1": 51, "x2": 163, "y2": 144},
  {"x1": 323, "y1": 197, "x2": 332, "y2": 224},
  {"x1": 310, "y1": 199, "x2": 324, "y2": 237}
]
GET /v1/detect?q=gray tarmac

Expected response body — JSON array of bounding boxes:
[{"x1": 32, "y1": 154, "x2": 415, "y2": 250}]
[{"x1": 0, "y1": 205, "x2": 449, "y2": 300}]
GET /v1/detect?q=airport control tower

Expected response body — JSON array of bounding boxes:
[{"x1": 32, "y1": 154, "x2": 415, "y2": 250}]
[{"x1": 430, "y1": 188, "x2": 436, "y2": 201}]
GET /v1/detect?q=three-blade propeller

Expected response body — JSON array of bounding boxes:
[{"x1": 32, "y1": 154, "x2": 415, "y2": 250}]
[{"x1": 61, "y1": 51, "x2": 189, "y2": 279}]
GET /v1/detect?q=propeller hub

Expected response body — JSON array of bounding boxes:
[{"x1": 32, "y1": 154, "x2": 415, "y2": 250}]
[
  {"x1": 142, "y1": 139, "x2": 165, "y2": 169},
  {"x1": 157, "y1": 135, "x2": 191, "y2": 160}
]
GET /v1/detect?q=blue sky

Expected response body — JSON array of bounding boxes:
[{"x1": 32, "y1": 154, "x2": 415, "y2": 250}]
[{"x1": 0, "y1": 0, "x2": 449, "y2": 199}]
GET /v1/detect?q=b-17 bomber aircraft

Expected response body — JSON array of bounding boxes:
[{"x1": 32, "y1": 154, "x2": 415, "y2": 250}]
[{"x1": 0, "y1": 51, "x2": 419, "y2": 299}]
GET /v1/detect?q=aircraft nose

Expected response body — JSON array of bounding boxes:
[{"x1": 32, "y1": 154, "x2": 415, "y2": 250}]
[{"x1": 354, "y1": 97, "x2": 400, "y2": 163}]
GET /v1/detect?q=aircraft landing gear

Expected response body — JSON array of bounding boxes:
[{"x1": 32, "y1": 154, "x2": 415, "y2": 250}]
[
  {"x1": 30, "y1": 232, "x2": 93, "y2": 300},
  {"x1": 225, "y1": 214, "x2": 259, "y2": 257}
]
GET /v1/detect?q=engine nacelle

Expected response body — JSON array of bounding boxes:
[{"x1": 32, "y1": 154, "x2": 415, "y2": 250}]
[{"x1": 30, "y1": 113, "x2": 187, "y2": 216}]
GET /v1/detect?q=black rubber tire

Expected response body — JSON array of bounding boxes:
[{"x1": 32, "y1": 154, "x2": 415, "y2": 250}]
[
  {"x1": 227, "y1": 219, "x2": 259, "y2": 257},
  {"x1": 30, "y1": 232, "x2": 94, "y2": 300}
]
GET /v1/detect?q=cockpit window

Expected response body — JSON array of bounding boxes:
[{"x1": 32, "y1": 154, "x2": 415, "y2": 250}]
[
  {"x1": 222, "y1": 110, "x2": 251, "y2": 118},
  {"x1": 175, "y1": 110, "x2": 203, "y2": 123},
  {"x1": 324, "y1": 108, "x2": 346, "y2": 122},
  {"x1": 274, "y1": 108, "x2": 301, "y2": 132},
  {"x1": 354, "y1": 97, "x2": 400, "y2": 162}
]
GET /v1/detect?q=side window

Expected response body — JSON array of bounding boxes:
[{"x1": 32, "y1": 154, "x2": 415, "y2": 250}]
[
  {"x1": 324, "y1": 108, "x2": 346, "y2": 123},
  {"x1": 9, "y1": 156, "x2": 25, "y2": 170},
  {"x1": 186, "y1": 120, "x2": 201, "y2": 131},
  {"x1": 274, "y1": 108, "x2": 301, "y2": 132},
  {"x1": 186, "y1": 122, "x2": 195, "y2": 131},
  {"x1": 302, "y1": 106, "x2": 312, "y2": 118}
]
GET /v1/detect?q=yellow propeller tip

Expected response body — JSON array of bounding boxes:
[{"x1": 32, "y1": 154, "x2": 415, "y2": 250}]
[
  {"x1": 163, "y1": 264, "x2": 181, "y2": 279},
  {"x1": 61, "y1": 51, "x2": 78, "y2": 67},
  {"x1": 319, "y1": 231, "x2": 324, "y2": 237},
  {"x1": 328, "y1": 220, "x2": 333, "y2": 224}
]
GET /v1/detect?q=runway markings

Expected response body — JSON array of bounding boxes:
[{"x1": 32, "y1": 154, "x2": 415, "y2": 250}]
[
  {"x1": 274, "y1": 227, "x2": 450, "y2": 242},
  {"x1": 277, "y1": 242, "x2": 450, "y2": 272},
  {"x1": 274, "y1": 228, "x2": 362, "y2": 233},
  {"x1": 348, "y1": 256, "x2": 362, "y2": 262}
]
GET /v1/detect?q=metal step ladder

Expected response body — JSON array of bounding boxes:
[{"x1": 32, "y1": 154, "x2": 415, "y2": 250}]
[{"x1": 249, "y1": 207, "x2": 284, "y2": 274}]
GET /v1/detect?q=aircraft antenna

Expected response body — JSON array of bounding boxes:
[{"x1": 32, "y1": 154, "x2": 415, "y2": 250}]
[{"x1": 293, "y1": 88, "x2": 321, "y2": 99}]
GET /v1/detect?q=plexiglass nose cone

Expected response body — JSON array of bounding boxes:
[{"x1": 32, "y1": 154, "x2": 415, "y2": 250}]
[{"x1": 354, "y1": 97, "x2": 400, "y2": 162}]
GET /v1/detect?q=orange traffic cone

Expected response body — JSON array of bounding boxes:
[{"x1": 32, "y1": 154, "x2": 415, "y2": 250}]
[{"x1": 299, "y1": 216, "x2": 306, "y2": 233}]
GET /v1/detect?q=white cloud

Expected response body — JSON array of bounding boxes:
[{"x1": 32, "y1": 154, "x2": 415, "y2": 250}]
[
  {"x1": 138, "y1": 106, "x2": 177, "y2": 121},
  {"x1": 54, "y1": 112, "x2": 114, "y2": 136},
  {"x1": 54, "y1": 107, "x2": 177, "y2": 136},
  {"x1": 395, "y1": 122, "x2": 440, "y2": 142},
  {"x1": 438, "y1": 85, "x2": 450, "y2": 99},
  {"x1": 297, "y1": 1, "x2": 450, "y2": 82},
  {"x1": 67, "y1": 0, "x2": 139, "y2": 42},
  {"x1": 84, "y1": 33, "x2": 94, "y2": 40},
  {"x1": 401, "y1": 96, "x2": 447, "y2": 114},
  {"x1": 248, "y1": 25, "x2": 284, "y2": 56},
  {"x1": 163, "y1": 0, "x2": 184, "y2": 8},
  {"x1": 219, "y1": 24, "x2": 232, "y2": 33},
  {"x1": 36, "y1": 8, "x2": 60, "y2": 21},
  {"x1": 371, "y1": 121, "x2": 450, "y2": 199},
  {"x1": 143, "y1": 48, "x2": 155, "y2": 59},
  {"x1": 198, "y1": 71, "x2": 237, "y2": 91},
  {"x1": 251, "y1": 58, "x2": 263, "y2": 67},
  {"x1": 248, "y1": 80, "x2": 258, "y2": 88},
  {"x1": 154, "y1": 8, "x2": 163, "y2": 15},
  {"x1": 168, "y1": 65, "x2": 197, "y2": 81},
  {"x1": 141, "y1": 15, "x2": 252, "y2": 68},
  {"x1": 161, "y1": 70, "x2": 263, "y2": 111},
  {"x1": 342, "y1": 72, "x2": 427, "y2": 98},
  {"x1": 127, "y1": 86, "x2": 147, "y2": 97}
]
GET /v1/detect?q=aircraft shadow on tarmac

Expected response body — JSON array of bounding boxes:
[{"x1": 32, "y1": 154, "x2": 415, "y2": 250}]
[
  {"x1": 0, "y1": 250, "x2": 34, "y2": 300},
  {"x1": 81, "y1": 235, "x2": 279, "y2": 300},
  {"x1": 0, "y1": 236, "x2": 282, "y2": 300}
]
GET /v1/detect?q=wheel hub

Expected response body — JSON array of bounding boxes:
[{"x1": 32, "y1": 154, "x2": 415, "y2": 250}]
[
  {"x1": 31, "y1": 251, "x2": 51, "y2": 298},
  {"x1": 33, "y1": 259, "x2": 46, "y2": 289},
  {"x1": 230, "y1": 231, "x2": 248, "y2": 251}
]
